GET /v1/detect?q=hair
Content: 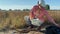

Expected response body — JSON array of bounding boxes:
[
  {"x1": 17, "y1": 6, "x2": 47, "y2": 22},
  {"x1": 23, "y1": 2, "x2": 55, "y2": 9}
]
[{"x1": 31, "y1": 5, "x2": 42, "y2": 12}]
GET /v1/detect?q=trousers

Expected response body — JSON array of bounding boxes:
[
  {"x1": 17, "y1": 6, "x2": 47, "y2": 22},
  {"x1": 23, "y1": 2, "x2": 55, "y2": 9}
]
[{"x1": 45, "y1": 25, "x2": 60, "y2": 34}]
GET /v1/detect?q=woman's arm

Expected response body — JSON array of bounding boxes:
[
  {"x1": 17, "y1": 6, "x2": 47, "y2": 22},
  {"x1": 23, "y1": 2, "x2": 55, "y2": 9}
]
[
  {"x1": 41, "y1": 7, "x2": 60, "y2": 27},
  {"x1": 29, "y1": 9, "x2": 35, "y2": 20},
  {"x1": 45, "y1": 12, "x2": 57, "y2": 25},
  {"x1": 44, "y1": 11, "x2": 60, "y2": 27}
]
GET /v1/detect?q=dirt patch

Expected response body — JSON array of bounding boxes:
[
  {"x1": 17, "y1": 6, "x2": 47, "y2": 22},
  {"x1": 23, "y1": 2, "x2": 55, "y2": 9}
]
[{"x1": 0, "y1": 29, "x2": 45, "y2": 34}]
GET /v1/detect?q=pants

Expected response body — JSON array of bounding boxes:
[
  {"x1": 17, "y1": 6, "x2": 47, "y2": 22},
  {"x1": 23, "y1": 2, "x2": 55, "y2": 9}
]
[
  {"x1": 24, "y1": 16, "x2": 43, "y2": 26},
  {"x1": 24, "y1": 16, "x2": 32, "y2": 26},
  {"x1": 45, "y1": 25, "x2": 60, "y2": 34}
]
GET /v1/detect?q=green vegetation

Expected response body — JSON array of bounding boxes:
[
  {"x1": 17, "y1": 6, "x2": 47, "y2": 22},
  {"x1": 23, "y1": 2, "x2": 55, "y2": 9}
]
[{"x1": 45, "y1": 4, "x2": 50, "y2": 10}]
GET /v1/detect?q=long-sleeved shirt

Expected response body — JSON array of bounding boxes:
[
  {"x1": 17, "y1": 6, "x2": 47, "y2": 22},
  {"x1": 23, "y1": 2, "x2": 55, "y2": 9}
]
[{"x1": 29, "y1": 5, "x2": 55, "y2": 23}]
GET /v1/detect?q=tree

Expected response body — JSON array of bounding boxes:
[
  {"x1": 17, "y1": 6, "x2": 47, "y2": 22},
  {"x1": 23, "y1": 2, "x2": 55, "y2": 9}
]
[
  {"x1": 23, "y1": 9, "x2": 26, "y2": 11},
  {"x1": 25, "y1": 9, "x2": 30, "y2": 11},
  {"x1": 0, "y1": 9, "x2": 1, "y2": 10},
  {"x1": 23, "y1": 9, "x2": 30, "y2": 11},
  {"x1": 14, "y1": 9, "x2": 21, "y2": 11},
  {"x1": 9, "y1": 9, "x2": 12, "y2": 11},
  {"x1": 37, "y1": 0, "x2": 50, "y2": 10},
  {"x1": 45, "y1": 4, "x2": 50, "y2": 10}
]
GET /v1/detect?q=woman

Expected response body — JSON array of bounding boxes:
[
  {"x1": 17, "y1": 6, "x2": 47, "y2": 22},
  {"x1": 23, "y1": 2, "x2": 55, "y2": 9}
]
[{"x1": 28, "y1": 4, "x2": 60, "y2": 31}]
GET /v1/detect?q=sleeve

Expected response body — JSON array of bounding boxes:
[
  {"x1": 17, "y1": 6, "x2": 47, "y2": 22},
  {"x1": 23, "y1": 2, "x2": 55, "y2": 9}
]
[
  {"x1": 41, "y1": 7, "x2": 55, "y2": 23},
  {"x1": 29, "y1": 9, "x2": 35, "y2": 20}
]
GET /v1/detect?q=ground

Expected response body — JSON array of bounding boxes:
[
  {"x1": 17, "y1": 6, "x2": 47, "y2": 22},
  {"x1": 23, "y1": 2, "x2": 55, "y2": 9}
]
[{"x1": 0, "y1": 29, "x2": 45, "y2": 34}]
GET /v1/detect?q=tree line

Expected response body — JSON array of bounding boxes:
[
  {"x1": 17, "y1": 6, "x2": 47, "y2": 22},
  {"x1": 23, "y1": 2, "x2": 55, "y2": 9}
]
[{"x1": 0, "y1": 5, "x2": 50, "y2": 11}]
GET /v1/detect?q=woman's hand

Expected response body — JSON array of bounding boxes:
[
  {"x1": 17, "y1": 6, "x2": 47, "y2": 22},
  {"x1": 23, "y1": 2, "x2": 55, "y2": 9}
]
[{"x1": 55, "y1": 24, "x2": 60, "y2": 28}]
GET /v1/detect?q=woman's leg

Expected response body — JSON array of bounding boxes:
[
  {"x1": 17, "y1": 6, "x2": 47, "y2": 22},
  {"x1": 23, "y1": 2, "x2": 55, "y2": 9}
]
[
  {"x1": 45, "y1": 25, "x2": 60, "y2": 34},
  {"x1": 37, "y1": 22, "x2": 46, "y2": 31},
  {"x1": 24, "y1": 16, "x2": 31, "y2": 26},
  {"x1": 45, "y1": 26, "x2": 55, "y2": 34},
  {"x1": 24, "y1": 16, "x2": 34, "y2": 28}
]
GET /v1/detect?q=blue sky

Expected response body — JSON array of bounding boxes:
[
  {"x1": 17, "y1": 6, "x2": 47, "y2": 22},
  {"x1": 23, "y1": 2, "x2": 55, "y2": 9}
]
[{"x1": 0, "y1": 0, "x2": 60, "y2": 10}]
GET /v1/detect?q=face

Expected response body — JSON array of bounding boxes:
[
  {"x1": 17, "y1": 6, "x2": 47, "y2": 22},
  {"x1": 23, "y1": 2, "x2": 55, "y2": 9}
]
[
  {"x1": 36, "y1": 9, "x2": 41, "y2": 14},
  {"x1": 34, "y1": 9, "x2": 41, "y2": 17}
]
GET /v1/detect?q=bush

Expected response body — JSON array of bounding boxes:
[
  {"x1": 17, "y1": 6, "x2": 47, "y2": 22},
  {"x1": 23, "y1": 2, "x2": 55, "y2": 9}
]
[{"x1": 45, "y1": 4, "x2": 50, "y2": 10}]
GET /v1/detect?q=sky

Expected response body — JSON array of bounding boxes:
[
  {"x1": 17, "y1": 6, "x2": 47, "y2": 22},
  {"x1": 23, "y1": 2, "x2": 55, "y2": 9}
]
[{"x1": 0, "y1": 0, "x2": 60, "y2": 10}]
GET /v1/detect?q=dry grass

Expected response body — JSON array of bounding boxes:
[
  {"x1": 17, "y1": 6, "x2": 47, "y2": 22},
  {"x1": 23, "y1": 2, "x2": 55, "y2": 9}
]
[{"x1": 0, "y1": 10, "x2": 60, "y2": 29}]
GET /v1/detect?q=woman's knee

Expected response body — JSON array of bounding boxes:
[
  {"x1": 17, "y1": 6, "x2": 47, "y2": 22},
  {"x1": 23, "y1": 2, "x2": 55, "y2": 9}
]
[{"x1": 24, "y1": 16, "x2": 31, "y2": 26}]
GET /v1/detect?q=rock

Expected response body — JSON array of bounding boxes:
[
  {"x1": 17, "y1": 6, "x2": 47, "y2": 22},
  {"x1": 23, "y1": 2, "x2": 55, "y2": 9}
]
[{"x1": 28, "y1": 31, "x2": 44, "y2": 34}]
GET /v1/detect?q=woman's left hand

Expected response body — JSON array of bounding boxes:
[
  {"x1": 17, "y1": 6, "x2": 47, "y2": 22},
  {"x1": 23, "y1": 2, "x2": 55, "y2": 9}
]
[{"x1": 55, "y1": 24, "x2": 60, "y2": 28}]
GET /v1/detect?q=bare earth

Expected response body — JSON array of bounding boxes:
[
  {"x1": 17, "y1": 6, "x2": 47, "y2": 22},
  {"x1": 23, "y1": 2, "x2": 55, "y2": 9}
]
[{"x1": 0, "y1": 29, "x2": 44, "y2": 34}]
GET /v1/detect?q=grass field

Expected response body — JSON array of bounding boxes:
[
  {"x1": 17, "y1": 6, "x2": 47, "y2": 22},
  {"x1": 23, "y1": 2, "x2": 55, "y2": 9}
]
[{"x1": 0, "y1": 10, "x2": 60, "y2": 29}]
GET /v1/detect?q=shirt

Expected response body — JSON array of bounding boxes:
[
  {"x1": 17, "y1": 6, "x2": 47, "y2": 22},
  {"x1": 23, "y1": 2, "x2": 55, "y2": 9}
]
[{"x1": 29, "y1": 5, "x2": 46, "y2": 22}]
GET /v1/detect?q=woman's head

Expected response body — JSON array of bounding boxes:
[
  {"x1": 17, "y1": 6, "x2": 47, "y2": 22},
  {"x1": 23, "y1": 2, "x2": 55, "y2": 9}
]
[{"x1": 31, "y1": 5, "x2": 41, "y2": 13}]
